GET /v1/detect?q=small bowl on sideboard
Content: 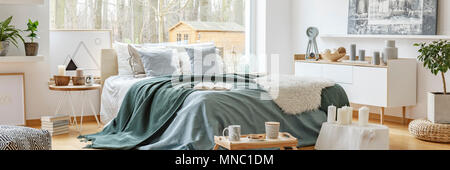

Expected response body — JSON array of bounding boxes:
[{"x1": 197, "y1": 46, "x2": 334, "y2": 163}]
[
  {"x1": 54, "y1": 76, "x2": 70, "y2": 86},
  {"x1": 322, "y1": 47, "x2": 347, "y2": 62}
]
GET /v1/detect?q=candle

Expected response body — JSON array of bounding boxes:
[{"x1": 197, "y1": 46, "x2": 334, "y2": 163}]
[
  {"x1": 350, "y1": 44, "x2": 356, "y2": 61},
  {"x1": 359, "y1": 50, "x2": 366, "y2": 61},
  {"x1": 327, "y1": 105, "x2": 337, "y2": 123},
  {"x1": 58, "y1": 65, "x2": 66, "y2": 76},
  {"x1": 337, "y1": 108, "x2": 348, "y2": 125},
  {"x1": 359, "y1": 107, "x2": 370, "y2": 126},
  {"x1": 76, "y1": 68, "x2": 84, "y2": 77},
  {"x1": 373, "y1": 51, "x2": 381, "y2": 65},
  {"x1": 347, "y1": 107, "x2": 353, "y2": 124}
]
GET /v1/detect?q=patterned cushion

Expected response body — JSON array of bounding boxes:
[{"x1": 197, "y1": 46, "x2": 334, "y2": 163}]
[{"x1": 0, "y1": 126, "x2": 51, "y2": 150}]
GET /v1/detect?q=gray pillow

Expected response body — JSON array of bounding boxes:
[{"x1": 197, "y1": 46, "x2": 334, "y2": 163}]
[
  {"x1": 185, "y1": 46, "x2": 220, "y2": 75},
  {"x1": 130, "y1": 46, "x2": 180, "y2": 77},
  {"x1": 128, "y1": 43, "x2": 177, "y2": 76}
]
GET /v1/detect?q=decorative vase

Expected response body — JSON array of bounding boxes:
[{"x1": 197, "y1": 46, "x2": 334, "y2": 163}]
[
  {"x1": 427, "y1": 92, "x2": 450, "y2": 124},
  {"x1": 0, "y1": 41, "x2": 10, "y2": 56},
  {"x1": 382, "y1": 40, "x2": 398, "y2": 61},
  {"x1": 24, "y1": 42, "x2": 39, "y2": 56}
]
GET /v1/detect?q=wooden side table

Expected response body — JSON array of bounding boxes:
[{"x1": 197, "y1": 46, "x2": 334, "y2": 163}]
[
  {"x1": 48, "y1": 84, "x2": 102, "y2": 133},
  {"x1": 213, "y1": 132, "x2": 298, "y2": 150}
]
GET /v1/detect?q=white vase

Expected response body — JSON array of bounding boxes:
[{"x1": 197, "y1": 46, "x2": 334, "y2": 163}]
[
  {"x1": 427, "y1": 92, "x2": 450, "y2": 124},
  {"x1": 382, "y1": 40, "x2": 398, "y2": 62}
]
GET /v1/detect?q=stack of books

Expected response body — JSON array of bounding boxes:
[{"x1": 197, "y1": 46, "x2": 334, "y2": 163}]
[{"x1": 41, "y1": 115, "x2": 70, "y2": 136}]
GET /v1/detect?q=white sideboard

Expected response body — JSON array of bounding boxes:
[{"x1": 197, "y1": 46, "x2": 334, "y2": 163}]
[{"x1": 295, "y1": 58, "x2": 417, "y2": 124}]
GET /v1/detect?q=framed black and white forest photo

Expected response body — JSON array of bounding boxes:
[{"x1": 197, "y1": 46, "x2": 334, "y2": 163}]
[{"x1": 348, "y1": 0, "x2": 438, "y2": 35}]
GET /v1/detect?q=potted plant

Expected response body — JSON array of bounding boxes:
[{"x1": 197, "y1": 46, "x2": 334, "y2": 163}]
[
  {"x1": 24, "y1": 19, "x2": 39, "y2": 56},
  {"x1": 0, "y1": 16, "x2": 24, "y2": 56},
  {"x1": 415, "y1": 40, "x2": 450, "y2": 124}
]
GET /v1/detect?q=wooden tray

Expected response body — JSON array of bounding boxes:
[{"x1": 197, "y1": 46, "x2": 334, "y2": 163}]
[{"x1": 213, "y1": 132, "x2": 298, "y2": 150}]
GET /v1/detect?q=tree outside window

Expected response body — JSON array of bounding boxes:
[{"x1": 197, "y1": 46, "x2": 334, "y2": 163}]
[{"x1": 50, "y1": 0, "x2": 248, "y2": 73}]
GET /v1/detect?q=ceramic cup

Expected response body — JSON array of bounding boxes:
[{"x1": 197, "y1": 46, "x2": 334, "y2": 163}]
[
  {"x1": 265, "y1": 122, "x2": 280, "y2": 140},
  {"x1": 85, "y1": 75, "x2": 94, "y2": 86},
  {"x1": 222, "y1": 125, "x2": 241, "y2": 141}
]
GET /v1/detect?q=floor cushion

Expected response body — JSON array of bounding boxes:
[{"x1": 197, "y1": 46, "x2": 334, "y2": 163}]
[
  {"x1": 0, "y1": 125, "x2": 52, "y2": 150},
  {"x1": 409, "y1": 119, "x2": 450, "y2": 143}
]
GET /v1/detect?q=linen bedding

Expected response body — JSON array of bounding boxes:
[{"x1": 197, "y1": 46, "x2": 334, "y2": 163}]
[{"x1": 91, "y1": 74, "x2": 349, "y2": 150}]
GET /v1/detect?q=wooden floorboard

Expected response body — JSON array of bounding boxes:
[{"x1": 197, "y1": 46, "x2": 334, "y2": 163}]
[{"x1": 30, "y1": 118, "x2": 450, "y2": 150}]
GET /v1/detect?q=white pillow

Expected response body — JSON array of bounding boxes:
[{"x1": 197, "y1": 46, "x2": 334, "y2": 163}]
[
  {"x1": 128, "y1": 44, "x2": 147, "y2": 75},
  {"x1": 113, "y1": 42, "x2": 133, "y2": 75}
]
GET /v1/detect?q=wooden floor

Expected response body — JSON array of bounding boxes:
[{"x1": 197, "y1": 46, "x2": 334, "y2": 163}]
[{"x1": 30, "y1": 119, "x2": 450, "y2": 150}]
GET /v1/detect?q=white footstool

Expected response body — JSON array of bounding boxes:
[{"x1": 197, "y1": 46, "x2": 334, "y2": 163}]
[{"x1": 315, "y1": 122, "x2": 389, "y2": 150}]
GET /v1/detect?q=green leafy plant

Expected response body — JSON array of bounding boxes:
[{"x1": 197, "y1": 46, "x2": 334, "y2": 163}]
[
  {"x1": 414, "y1": 40, "x2": 450, "y2": 94},
  {"x1": 25, "y1": 19, "x2": 39, "y2": 42},
  {"x1": 0, "y1": 16, "x2": 24, "y2": 47}
]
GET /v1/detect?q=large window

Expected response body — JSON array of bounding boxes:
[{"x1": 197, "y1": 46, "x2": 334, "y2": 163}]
[{"x1": 50, "y1": 0, "x2": 250, "y2": 73}]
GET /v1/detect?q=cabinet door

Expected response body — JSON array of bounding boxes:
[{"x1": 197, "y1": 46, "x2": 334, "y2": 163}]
[
  {"x1": 352, "y1": 67, "x2": 388, "y2": 107},
  {"x1": 295, "y1": 62, "x2": 322, "y2": 78},
  {"x1": 322, "y1": 64, "x2": 353, "y2": 84}
]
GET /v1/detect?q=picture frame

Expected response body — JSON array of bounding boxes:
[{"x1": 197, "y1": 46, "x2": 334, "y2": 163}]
[
  {"x1": 348, "y1": 0, "x2": 438, "y2": 35},
  {"x1": 0, "y1": 73, "x2": 26, "y2": 126},
  {"x1": 50, "y1": 29, "x2": 113, "y2": 77}
]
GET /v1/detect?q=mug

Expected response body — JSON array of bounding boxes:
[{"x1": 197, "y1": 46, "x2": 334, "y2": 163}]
[
  {"x1": 85, "y1": 75, "x2": 94, "y2": 86},
  {"x1": 222, "y1": 125, "x2": 241, "y2": 141},
  {"x1": 265, "y1": 122, "x2": 280, "y2": 140}
]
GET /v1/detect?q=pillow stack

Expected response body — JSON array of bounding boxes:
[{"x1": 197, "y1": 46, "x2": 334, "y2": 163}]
[{"x1": 113, "y1": 42, "x2": 225, "y2": 77}]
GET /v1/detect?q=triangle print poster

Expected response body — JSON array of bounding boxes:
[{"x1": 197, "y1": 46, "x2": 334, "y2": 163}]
[{"x1": 50, "y1": 30, "x2": 112, "y2": 77}]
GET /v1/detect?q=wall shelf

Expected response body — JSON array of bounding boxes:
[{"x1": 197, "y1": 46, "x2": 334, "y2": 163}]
[
  {"x1": 0, "y1": 56, "x2": 44, "y2": 63},
  {"x1": 0, "y1": 0, "x2": 44, "y2": 5},
  {"x1": 320, "y1": 34, "x2": 450, "y2": 40}
]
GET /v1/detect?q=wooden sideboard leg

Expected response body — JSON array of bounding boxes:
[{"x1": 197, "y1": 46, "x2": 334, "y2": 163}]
[
  {"x1": 213, "y1": 144, "x2": 220, "y2": 150},
  {"x1": 380, "y1": 107, "x2": 385, "y2": 125},
  {"x1": 402, "y1": 106, "x2": 406, "y2": 125}
]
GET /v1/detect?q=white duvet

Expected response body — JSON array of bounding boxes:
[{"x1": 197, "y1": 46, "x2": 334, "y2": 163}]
[{"x1": 100, "y1": 75, "x2": 151, "y2": 124}]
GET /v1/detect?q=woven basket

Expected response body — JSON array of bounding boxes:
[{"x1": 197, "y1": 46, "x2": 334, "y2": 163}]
[{"x1": 409, "y1": 119, "x2": 450, "y2": 143}]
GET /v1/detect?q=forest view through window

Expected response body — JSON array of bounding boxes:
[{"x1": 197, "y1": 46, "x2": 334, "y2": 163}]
[{"x1": 50, "y1": 0, "x2": 248, "y2": 73}]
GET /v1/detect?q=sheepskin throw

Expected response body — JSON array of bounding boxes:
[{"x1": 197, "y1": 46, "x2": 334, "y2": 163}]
[{"x1": 256, "y1": 75, "x2": 335, "y2": 115}]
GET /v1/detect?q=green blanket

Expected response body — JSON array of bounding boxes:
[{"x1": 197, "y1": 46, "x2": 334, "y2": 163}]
[
  {"x1": 80, "y1": 76, "x2": 196, "y2": 149},
  {"x1": 80, "y1": 74, "x2": 349, "y2": 150}
]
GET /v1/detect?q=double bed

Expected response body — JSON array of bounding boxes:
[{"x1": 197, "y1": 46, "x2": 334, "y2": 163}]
[{"x1": 89, "y1": 48, "x2": 349, "y2": 150}]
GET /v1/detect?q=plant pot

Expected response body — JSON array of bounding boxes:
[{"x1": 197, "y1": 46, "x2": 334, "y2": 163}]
[
  {"x1": 428, "y1": 92, "x2": 450, "y2": 124},
  {"x1": 0, "y1": 41, "x2": 10, "y2": 56},
  {"x1": 24, "y1": 42, "x2": 39, "y2": 56}
]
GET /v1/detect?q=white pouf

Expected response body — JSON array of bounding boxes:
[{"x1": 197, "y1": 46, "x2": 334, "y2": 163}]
[{"x1": 315, "y1": 122, "x2": 389, "y2": 150}]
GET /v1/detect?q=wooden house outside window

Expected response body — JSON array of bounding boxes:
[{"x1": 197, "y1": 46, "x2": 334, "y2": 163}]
[{"x1": 169, "y1": 21, "x2": 245, "y2": 72}]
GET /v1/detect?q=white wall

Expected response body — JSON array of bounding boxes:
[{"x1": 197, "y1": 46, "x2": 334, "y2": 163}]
[
  {"x1": 0, "y1": 1, "x2": 52, "y2": 120},
  {"x1": 290, "y1": 0, "x2": 450, "y2": 119},
  {"x1": 255, "y1": 0, "x2": 293, "y2": 74},
  {"x1": 0, "y1": 0, "x2": 99, "y2": 120}
]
